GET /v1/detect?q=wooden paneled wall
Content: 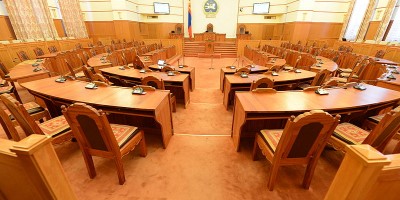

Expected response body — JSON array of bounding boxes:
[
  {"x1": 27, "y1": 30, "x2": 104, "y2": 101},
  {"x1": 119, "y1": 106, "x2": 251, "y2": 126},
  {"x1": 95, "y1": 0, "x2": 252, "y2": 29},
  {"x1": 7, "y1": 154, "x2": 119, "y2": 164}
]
[
  {"x1": 85, "y1": 21, "x2": 181, "y2": 42},
  {"x1": 0, "y1": 38, "x2": 92, "y2": 69},
  {"x1": 238, "y1": 22, "x2": 343, "y2": 45},
  {"x1": 0, "y1": 16, "x2": 16, "y2": 41}
]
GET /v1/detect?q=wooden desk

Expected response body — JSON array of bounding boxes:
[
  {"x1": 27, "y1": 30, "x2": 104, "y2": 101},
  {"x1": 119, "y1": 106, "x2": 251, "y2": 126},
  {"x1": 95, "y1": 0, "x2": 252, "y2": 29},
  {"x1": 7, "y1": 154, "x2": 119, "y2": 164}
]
[
  {"x1": 87, "y1": 53, "x2": 112, "y2": 72},
  {"x1": 21, "y1": 78, "x2": 173, "y2": 148},
  {"x1": 220, "y1": 59, "x2": 286, "y2": 91},
  {"x1": 232, "y1": 85, "x2": 400, "y2": 151},
  {"x1": 223, "y1": 70, "x2": 316, "y2": 109},
  {"x1": 376, "y1": 69, "x2": 400, "y2": 91},
  {"x1": 8, "y1": 60, "x2": 50, "y2": 83},
  {"x1": 148, "y1": 64, "x2": 196, "y2": 91},
  {"x1": 100, "y1": 67, "x2": 190, "y2": 108}
]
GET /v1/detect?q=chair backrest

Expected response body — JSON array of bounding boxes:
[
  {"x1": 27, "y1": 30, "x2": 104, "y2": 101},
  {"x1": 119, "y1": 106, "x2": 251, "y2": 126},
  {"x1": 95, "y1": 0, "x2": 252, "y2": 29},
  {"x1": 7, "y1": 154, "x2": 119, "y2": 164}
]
[
  {"x1": 364, "y1": 108, "x2": 400, "y2": 151},
  {"x1": 132, "y1": 85, "x2": 156, "y2": 91},
  {"x1": 61, "y1": 103, "x2": 120, "y2": 154},
  {"x1": 375, "y1": 50, "x2": 385, "y2": 58},
  {"x1": 82, "y1": 65, "x2": 95, "y2": 81},
  {"x1": 48, "y1": 46, "x2": 58, "y2": 53},
  {"x1": 0, "y1": 105, "x2": 20, "y2": 141},
  {"x1": 0, "y1": 60, "x2": 9, "y2": 76},
  {"x1": 33, "y1": 47, "x2": 45, "y2": 57},
  {"x1": 75, "y1": 43, "x2": 82, "y2": 49},
  {"x1": 141, "y1": 76, "x2": 165, "y2": 90},
  {"x1": 0, "y1": 94, "x2": 43, "y2": 136},
  {"x1": 250, "y1": 77, "x2": 274, "y2": 91},
  {"x1": 251, "y1": 88, "x2": 277, "y2": 93},
  {"x1": 92, "y1": 74, "x2": 111, "y2": 85},
  {"x1": 65, "y1": 59, "x2": 77, "y2": 77},
  {"x1": 17, "y1": 51, "x2": 29, "y2": 61},
  {"x1": 161, "y1": 66, "x2": 174, "y2": 72},
  {"x1": 276, "y1": 110, "x2": 340, "y2": 159},
  {"x1": 235, "y1": 67, "x2": 251, "y2": 74},
  {"x1": 310, "y1": 69, "x2": 330, "y2": 86},
  {"x1": 267, "y1": 64, "x2": 281, "y2": 72}
]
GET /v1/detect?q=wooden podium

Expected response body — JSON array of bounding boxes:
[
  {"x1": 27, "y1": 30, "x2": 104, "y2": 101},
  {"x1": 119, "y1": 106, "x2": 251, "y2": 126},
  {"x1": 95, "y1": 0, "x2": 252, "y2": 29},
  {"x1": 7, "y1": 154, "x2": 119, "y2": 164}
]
[{"x1": 194, "y1": 32, "x2": 226, "y2": 42}]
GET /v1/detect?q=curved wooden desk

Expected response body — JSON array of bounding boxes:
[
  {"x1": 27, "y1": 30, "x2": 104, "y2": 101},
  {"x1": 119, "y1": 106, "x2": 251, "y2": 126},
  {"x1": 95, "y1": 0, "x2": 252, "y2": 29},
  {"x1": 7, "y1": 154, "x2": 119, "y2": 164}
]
[
  {"x1": 220, "y1": 59, "x2": 287, "y2": 91},
  {"x1": 376, "y1": 67, "x2": 400, "y2": 91},
  {"x1": 232, "y1": 85, "x2": 400, "y2": 151},
  {"x1": 149, "y1": 64, "x2": 195, "y2": 91},
  {"x1": 223, "y1": 70, "x2": 316, "y2": 109},
  {"x1": 21, "y1": 78, "x2": 173, "y2": 148},
  {"x1": 100, "y1": 67, "x2": 190, "y2": 108},
  {"x1": 9, "y1": 60, "x2": 50, "y2": 83}
]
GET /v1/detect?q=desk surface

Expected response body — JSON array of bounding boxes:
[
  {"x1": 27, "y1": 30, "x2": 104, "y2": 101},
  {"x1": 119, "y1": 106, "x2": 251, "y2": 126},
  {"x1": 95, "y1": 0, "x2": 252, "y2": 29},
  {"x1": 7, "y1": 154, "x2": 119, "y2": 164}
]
[
  {"x1": 225, "y1": 69, "x2": 316, "y2": 84},
  {"x1": 236, "y1": 85, "x2": 400, "y2": 112},
  {"x1": 87, "y1": 53, "x2": 111, "y2": 68},
  {"x1": 9, "y1": 60, "x2": 50, "y2": 82},
  {"x1": 312, "y1": 56, "x2": 338, "y2": 72},
  {"x1": 21, "y1": 78, "x2": 168, "y2": 110},
  {"x1": 37, "y1": 52, "x2": 58, "y2": 59},
  {"x1": 148, "y1": 64, "x2": 194, "y2": 73},
  {"x1": 100, "y1": 67, "x2": 189, "y2": 82}
]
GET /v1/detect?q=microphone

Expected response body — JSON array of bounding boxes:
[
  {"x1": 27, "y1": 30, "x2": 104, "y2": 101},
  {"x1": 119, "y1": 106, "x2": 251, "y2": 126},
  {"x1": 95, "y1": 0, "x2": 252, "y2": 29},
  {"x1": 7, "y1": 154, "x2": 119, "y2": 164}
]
[{"x1": 230, "y1": 56, "x2": 239, "y2": 68}]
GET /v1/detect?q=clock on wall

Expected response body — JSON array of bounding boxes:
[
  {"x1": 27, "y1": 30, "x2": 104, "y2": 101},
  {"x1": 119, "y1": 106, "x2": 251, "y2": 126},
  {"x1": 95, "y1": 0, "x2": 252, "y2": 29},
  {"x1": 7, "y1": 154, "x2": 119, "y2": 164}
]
[{"x1": 203, "y1": 0, "x2": 218, "y2": 18}]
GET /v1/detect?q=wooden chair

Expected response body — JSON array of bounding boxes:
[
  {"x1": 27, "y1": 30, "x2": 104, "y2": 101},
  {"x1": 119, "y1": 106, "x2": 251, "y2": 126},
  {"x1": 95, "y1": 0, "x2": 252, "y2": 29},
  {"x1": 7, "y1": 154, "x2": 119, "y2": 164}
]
[
  {"x1": 61, "y1": 103, "x2": 147, "y2": 185},
  {"x1": 161, "y1": 66, "x2": 175, "y2": 72},
  {"x1": 329, "y1": 108, "x2": 400, "y2": 152},
  {"x1": 266, "y1": 64, "x2": 281, "y2": 72},
  {"x1": 253, "y1": 110, "x2": 340, "y2": 190},
  {"x1": 33, "y1": 47, "x2": 45, "y2": 57},
  {"x1": 0, "y1": 105, "x2": 20, "y2": 141},
  {"x1": 0, "y1": 94, "x2": 71, "y2": 143},
  {"x1": 0, "y1": 61, "x2": 9, "y2": 86},
  {"x1": 375, "y1": 50, "x2": 385, "y2": 58},
  {"x1": 141, "y1": 76, "x2": 176, "y2": 112},
  {"x1": 298, "y1": 69, "x2": 331, "y2": 89},
  {"x1": 17, "y1": 51, "x2": 29, "y2": 61},
  {"x1": 75, "y1": 43, "x2": 82, "y2": 49},
  {"x1": 48, "y1": 46, "x2": 58, "y2": 53},
  {"x1": 250, "y1": 77, "x2": 274, "y2": 91},
  {"x1": 235, "y1": 67, "x2": 251, "y2": 74}
]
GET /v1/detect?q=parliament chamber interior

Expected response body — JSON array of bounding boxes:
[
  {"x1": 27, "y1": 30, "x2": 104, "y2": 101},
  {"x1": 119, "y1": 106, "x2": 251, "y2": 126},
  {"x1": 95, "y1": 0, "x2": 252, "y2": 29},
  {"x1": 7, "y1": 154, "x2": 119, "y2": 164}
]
[{"x1": 1, "y1": 0, "x2": 400, "y2": 199}]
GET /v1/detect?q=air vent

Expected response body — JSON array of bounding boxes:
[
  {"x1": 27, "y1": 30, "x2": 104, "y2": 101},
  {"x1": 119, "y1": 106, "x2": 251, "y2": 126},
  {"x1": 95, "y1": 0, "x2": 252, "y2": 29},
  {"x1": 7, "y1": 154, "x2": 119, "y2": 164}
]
[
  {"x1": 147, "y1": 16, "x2": 159, "y2": 19},
  {"x1": 264, "y1": 16, "x2": 276, "y2": 19}
]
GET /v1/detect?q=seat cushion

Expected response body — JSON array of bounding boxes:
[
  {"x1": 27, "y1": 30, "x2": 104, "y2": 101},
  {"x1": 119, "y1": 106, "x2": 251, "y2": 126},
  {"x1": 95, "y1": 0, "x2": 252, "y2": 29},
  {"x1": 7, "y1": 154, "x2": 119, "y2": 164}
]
[
  {"x1": 340, "y1": 73, "x2": 358, "y2": 78},
  {"x1": 333, "y1": 123, "x2": 370, "y2": 145},
  {"x1": 111, "y1": 124, "x2": 140, "y2": 147},
  {"x1": 330, "y1": 77, "x2": 347, "y2": 83},
  {"x1": 368, "y1": 114, "x2": 384, "y2": 123},
  {"x1": 259, "y1": 129, "x2": 283, "y2": 152},
  {"x1": 283, "y1": 65, "x2": 293, "y2": 70},
  {"x1": 0, "y1": 86, "x2": 14, "y2": 94},
  {"x1": 39, "y1": 116, "x2": 70, "y2": 137}
]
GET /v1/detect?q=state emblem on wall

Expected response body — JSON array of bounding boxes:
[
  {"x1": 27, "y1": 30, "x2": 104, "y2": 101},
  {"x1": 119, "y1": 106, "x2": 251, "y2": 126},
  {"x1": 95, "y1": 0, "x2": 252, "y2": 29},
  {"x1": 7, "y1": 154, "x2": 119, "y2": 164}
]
[{"x1": 203, "y1": 0, "x2": 218, "y2": 18}]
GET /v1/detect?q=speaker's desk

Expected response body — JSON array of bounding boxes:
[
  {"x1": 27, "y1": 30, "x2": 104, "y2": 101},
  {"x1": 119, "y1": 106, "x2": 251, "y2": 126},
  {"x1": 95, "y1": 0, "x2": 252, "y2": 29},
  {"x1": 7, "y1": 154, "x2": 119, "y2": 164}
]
[
  {"x1": 232, "y1": 85, "x2": 400, "y2": 151},
  {"x1": 21, "y1": 78, "x2": 173, "y2": 148}
]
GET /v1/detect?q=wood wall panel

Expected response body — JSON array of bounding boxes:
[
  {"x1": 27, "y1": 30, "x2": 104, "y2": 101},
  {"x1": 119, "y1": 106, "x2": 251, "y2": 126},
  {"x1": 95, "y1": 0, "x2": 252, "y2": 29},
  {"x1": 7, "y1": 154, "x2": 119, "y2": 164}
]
[
  {"x1": 85, "y1": 21, "x2": 116, "y2": 42},
  {"x1": 365, "y1": 21, "x2": 380, "y2": 40},
  {"x1": 53, "y1": 19, "x2": 66, "y2": 38},
  {"x1": 238, "y1": 23, "x2": 284, "y2": 40},
  {"x1": 0, "y1": 16, "x2": 16, "y2": 41}
]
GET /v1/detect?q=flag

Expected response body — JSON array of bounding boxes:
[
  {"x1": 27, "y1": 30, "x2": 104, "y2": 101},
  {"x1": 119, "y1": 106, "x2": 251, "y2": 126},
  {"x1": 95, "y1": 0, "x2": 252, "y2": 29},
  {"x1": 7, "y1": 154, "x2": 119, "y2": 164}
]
[{"x1": 188, "y1": 0, "x2": 192, "y2": 38}]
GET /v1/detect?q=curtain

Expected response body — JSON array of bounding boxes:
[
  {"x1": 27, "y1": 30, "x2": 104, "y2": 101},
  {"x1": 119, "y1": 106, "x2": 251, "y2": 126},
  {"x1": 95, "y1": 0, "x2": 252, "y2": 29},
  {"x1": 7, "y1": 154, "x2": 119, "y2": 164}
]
[
  {"x1": 339, "y1": 0, "x2": 357, "y2": 40},
  {"x1": 375, "y1": 0, "x2": 399, "y2": 41},
  {"x1": 58, "y1": 0, "x2": 88, "y2": 38},
  {"x1": 3, "y1": 0, "x2": 58, "y2": 40},
  {"x1": 356, "y1": 0, "x2": 377, "y2": 41}
]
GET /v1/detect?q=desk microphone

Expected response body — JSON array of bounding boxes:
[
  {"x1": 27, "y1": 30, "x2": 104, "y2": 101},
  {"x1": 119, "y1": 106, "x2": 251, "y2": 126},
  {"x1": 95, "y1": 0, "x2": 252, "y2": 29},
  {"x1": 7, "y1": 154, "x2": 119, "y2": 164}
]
[{"x1": 230, "y1": 57, "x2": 239, "y2": 68}]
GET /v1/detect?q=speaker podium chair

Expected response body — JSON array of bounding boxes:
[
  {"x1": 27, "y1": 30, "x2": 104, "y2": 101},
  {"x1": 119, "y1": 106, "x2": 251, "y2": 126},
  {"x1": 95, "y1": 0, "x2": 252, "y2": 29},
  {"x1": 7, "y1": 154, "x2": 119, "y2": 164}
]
[
  {"x1": 61, "y1": 103, "x2": 147, "y2": 185},
  {"x1": 253, "y1": 110, "x2": 340, "y2": 190}
]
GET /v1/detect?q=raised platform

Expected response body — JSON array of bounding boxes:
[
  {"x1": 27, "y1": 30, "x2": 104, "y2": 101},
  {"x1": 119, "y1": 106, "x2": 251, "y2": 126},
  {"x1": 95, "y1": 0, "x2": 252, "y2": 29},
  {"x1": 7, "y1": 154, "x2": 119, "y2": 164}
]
[{"x1": 198, "y1": 53, "x2": 222, "y2": 58}]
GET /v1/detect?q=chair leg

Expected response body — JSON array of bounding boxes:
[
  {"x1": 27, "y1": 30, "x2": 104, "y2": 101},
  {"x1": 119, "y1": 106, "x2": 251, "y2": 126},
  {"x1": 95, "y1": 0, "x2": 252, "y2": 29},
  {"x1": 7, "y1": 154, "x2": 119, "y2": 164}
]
[
  {"x1": 252, "y1": 137, "x2": 259, "y2": 161},
  {"x1": 139, "y1": 132, "x2": 147, "y2": 157},
  {"x1": 302, "y1": 158, "x2": 319, "y2": 189},
  {"x1": 81, "y1": 151, "x2": 96, "y2": 179},
  {"x1": 114, "y1": 157, "x2": 126, "y2": 185},
  {"x1": 268, "y1": 162, "x2": 280, "y2": 191}
]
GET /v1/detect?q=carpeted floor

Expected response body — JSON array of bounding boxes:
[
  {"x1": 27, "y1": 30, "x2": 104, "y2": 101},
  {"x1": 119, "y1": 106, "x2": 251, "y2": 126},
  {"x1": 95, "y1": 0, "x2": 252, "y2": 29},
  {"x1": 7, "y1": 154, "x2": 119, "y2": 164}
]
[{"x1": 1, "y1": 57, "x2": 352, "y2": 199}]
